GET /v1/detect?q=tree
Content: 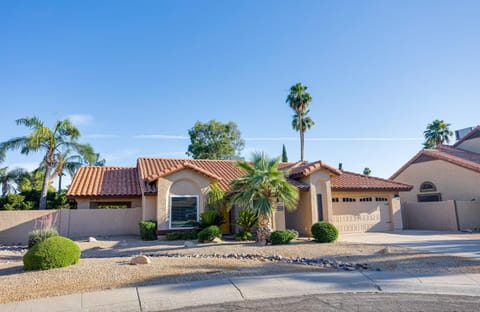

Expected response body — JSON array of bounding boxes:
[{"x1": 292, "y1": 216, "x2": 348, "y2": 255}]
[
  {"x1": 423, "y1": 119, "x2": 453, "y2": 149},
  {"x1": 0, "y1": 167, "x2": 26, "y2": 196},
  {"x1": 228, "y1": 152, "x2": 299, "y2": 245},
  {"x1": 52, "y1": 149, "x2": 84, "y2": 193},
  {"x1": 281, "y1": 144, "x2": 288, "y2": 162},
  {"x1": 0, "y1": 117, "x2": 95, "y2": 209},
  {"x1": 286, "y1": 83, "x2": 315, "y2": 162},
  {"x1": 186, "y1": 120, "x2": 245, "y2": 159},
  {"x1": 363, "y1": 167, "x2": 371, "y2": 176}
]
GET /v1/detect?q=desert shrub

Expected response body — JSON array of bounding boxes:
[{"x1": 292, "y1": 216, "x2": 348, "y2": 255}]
[
  {"x1": 23, "y1": 236, "x2": 81, "y2": 270},
  {"x1": 311, "y1": 221, "x2": 338, "y2": 243},
  {"x1": 235, "y1": 229, "x2": 253, "y2": 241},
  {"x1": 270, "y1": 229, "x2": 298, "y2": 245},
  {"x1": 199, "y1": 209, "x2": 225, "y2": 229},
  {"x1": 28, "y1": 227, "x2": 59, "y2": 248},
  {"x1": 197, "y1": 225, "x2": 222, "y2": 242},
  {"x1": 165, "y1": 231, "x2": 198, "y2": 240},
  {"x1": 139, "y1": 220, "x2": 157, "y2": 240}
]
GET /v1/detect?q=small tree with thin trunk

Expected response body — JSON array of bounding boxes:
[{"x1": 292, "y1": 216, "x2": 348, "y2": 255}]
[
  {"x1": 228, "y1": 152, "x2": 298, "y2": 245},
  {"x1": 0, "y1": 117, "x2": 95, "y2": 209},
  {"x1": 281, "y1": 144, "x2": 288, "y2": 162}
]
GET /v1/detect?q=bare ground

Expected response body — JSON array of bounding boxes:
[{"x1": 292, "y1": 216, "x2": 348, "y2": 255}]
[{"x1": 1, "y1": 236, "x2": 479, "y2": 304}]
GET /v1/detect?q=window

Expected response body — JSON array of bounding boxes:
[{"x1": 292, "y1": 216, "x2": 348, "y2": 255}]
[
  {"x1": 170, "y1": 196, "x2": 199, "y2": 229},
  {"x1": 417, "y1": 193, "x2": 442, "y2": 202},
  {"x1": 420, "y1": 181, "x2": 437, "y2": 192},
  {"x1": 375, "y1": 197, "x2": 388, "y2": 202},
  {"x1": 359, "y1": 197, "x2": 372, "y2": 202},
  {"x1": 90, "y1": 202, "x2": 131, "y2": 209},
  {"x1": 342, "y1": 197, "x2": 356, "y2": 202},
  {"x1": 332, "y1": 198, "x2": 339, "y2": 203}
]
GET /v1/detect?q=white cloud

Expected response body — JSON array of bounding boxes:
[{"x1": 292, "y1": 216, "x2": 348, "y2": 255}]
[
  {"x1": 66, "y1": 114, "x2": 94, "y2": 126},
  {"x1": 133, "y1": 134, "x2": 189, "y2": 140}
]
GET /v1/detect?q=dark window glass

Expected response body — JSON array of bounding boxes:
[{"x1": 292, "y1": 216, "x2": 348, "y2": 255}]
[{"x1": 171, "y1": 196, "x2": 198, "y2": 228}]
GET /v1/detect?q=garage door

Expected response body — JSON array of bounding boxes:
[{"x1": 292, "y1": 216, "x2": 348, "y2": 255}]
[{"x1": 331, "y1": 196, "x2": 391, "y2": 232}]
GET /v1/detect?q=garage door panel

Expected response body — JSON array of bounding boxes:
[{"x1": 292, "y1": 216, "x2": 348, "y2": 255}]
[{"x1": 332, "y1": 200, "x2": 391, "y2": 233}]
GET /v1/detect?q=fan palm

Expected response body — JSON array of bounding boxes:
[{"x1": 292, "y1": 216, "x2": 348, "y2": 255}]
[
  {"x1": 423, "y1": 119, "x2": 453, "y2": 149},
  {"x1": 0, "y1": 167, "x2": 26, "y2": 196},
  {"x1": 0, "y1": 117, "x2": 95, "y2": 209},
  {"x1": 229, "y1": 152, "x2": 299, "y2": 244},
  {"x1": 286, "y1": 83, "x2": 314, "y2": 162}
]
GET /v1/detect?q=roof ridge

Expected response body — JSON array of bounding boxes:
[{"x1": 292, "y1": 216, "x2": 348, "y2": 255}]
[
  {"x1": 453, "y1": 125, "x2": 480, "y2": 147},
  {"x1": 341, "y1": 170, "x2": 412, "y2": 187},
  {"x1": 138, "y1": 157, "x2": 238, "y2": 162}
]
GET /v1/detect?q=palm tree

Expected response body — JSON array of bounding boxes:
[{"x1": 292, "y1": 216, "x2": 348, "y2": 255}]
[
  {"x1": 52, "y1": 149, "x2": 84, "y2": 193},
  {"x1": 363, "y1": 167, "x2": 371, "y2": 176},
  {"x1": 0, "y1": 117, "x2": 94, "y2": 209},
  {"x1": 423, "y1": 119, "x2": 453, "y2": 149},
  {"x1": 229, "y1": 152, "x2": 299, "y2": 244},
  {"x1": 0, "y1": 167, "x2": 26, "y2": 196},
  {"x1": 286, "y1": 83, "x2": 314, "y2": 162}
]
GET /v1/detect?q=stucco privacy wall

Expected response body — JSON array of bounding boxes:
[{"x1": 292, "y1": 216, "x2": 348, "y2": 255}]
[
  {"x1": 456, "y1": 201, "x2": 480, "y2": 231},
  {"x1": 156, "y1": 169, "x2": 211, "y2": 231},
  {"x1": 0, "y1": 208, "x2": 142, "y2": 245},
  {"x1": 394, "y1": 160, "x2": 480, "y2": 202},
  {"x1": 402, "y1": 201, "x2": 458, "y2": 231}
]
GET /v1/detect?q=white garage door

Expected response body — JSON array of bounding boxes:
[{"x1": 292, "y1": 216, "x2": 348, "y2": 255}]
[{"x1": 331, "y1": 196, "x2": 391, "y2": 232}]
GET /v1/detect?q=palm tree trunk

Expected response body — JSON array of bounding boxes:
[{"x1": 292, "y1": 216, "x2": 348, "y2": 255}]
[
  {"x1": 58, "y1": 174, "x2": 62, "y2": 194},
  {"x1": 256, "y1": 216, "x2": 271, "y2": 245},
  {"x1": 300, "y1": 129, "x2": 305, "y2": 162},
  {"x1": 2, "y1": 182, "x2": 7, "y2": 196},
  {"x1": 39, "y1": 165, "x2": 51, "y2": 210}
]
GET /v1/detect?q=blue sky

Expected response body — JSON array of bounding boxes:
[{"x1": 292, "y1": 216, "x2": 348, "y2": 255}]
[{"x1": 1, "y1": 0, "x2": 479, "y2": 182}]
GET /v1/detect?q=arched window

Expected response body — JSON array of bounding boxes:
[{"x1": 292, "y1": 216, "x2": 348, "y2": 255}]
[{"x1": 420, "y1": 181, "x2": 436, "y2": 192}]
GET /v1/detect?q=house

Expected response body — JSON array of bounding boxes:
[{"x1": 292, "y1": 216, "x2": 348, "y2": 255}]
[
  {"x1": 391, "y1": 126, "x2": 480, "y2": 203},
  {"x1": 67, "y1": 157, "x2": 412, "y2": 235}
]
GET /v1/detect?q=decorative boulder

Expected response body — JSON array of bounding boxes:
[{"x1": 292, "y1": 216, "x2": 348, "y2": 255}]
[
  {"x1": 130, "y1": 255, "x2": 151, "y2": 265},
  {"x1": 184, "y1": 240, "x2": 197, "y2": 248},
  {"x1": 88, "y1": 237, "x2": 97, "y2": 242}
]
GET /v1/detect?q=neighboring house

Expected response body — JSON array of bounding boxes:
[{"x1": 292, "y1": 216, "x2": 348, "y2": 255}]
[
  {"x1": 67, "y1": 158, "x2": 412, "y2": 235},
  {"x1": 391, "y1": 126, "x2": 480, "y2": 203}
]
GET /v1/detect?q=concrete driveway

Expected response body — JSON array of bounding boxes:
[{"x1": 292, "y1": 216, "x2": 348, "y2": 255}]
[{"x1": 339, "y1": 230, "x2": 480, "y2": 260}]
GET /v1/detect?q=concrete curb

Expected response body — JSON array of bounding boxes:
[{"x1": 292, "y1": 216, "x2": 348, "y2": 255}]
[{"x1": 2, "y1": 271, "x2": 480, "y2": 311}]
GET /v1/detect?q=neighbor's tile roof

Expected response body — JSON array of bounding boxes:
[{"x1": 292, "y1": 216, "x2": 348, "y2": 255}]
[
  {"x1": 390, "y1": 145, "x2": 480, "y2": 179},
  {"x1": 288, "y1": 160, "x2": 342, "y2": 178},
  {"x1": 66, "y1": 166, "x2": 142, "y2": 197},
  {"x1": 453, "y1": 125, "x2": 480, "y2": 147},
  {"x1": 332, "y1": 171, "x2": 413, "y2": 191}
]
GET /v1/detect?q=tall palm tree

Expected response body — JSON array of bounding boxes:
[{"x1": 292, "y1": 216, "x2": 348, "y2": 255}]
[
  {"x1": 423, "y1": 119, "x2": 453, "y2": 149},
  {"x1": 0, "y1": 167, "x2": 26, "y2": 196},
  {"x1": 229, "y1": 152, "x2": 299, "y2": 244},
  {"x1": 0, "y1": 116, "x2": 94, "y2": 209},
  {"x1": 52, "y1": 149, "x2": 84, "y2": 193},
  {"x1": 286, "y1": 83, "x2": 314, "y2": 162}
]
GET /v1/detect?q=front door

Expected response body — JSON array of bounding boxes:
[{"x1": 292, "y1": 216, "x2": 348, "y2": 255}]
[{"x1": 317, "y1": 194, "x2": 323, "y2": 221}]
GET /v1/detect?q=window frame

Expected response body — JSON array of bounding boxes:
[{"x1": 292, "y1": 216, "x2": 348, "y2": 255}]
[
  {"x1": 419, "y1": 181, "x2": 437, "y2": 193},
  {"x1": 169, "y1": 195, "x2": 199, "y2": 230}
]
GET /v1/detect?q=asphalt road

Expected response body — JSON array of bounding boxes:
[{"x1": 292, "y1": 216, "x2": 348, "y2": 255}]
[{"x1": 170, "y1": 293, "x2": 479, "y2": 312}]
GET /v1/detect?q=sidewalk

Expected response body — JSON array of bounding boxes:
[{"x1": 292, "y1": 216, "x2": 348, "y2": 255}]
[{"x1": 2, "y1": 271, "x2": 480, "y2": 312}]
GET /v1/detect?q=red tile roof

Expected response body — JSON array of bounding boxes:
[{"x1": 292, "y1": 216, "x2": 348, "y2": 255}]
[
  {"x1": 390, "y1": 145, "x2": 480, "y2": 179},
  {"x1": 453, "y1": 126, "x2": 480, "y2": 147},
  {"x1": 66, "y1": 166, "x2": 142, "y2": 197},
  {"x1": 332, "y1": 171, "x2": 412, "y2": 192},
  {"x1": 289, "y1": 160, "x2": 342, "y2": 178}
]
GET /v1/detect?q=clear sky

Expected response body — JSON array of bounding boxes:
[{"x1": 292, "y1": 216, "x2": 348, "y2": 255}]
[{"x1": 1, "y1": 0, "x2": 479, "y2": 182}]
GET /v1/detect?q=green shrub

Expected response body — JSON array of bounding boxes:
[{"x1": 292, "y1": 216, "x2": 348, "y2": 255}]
[
  {"x1": 199, "y1": 209, "x2": 225, "y2": 229},
  {"x1": 139, "y1": 220, "x2": 157, "y2": 240},
  {"x1": 165, "y1": 231, "x2": 198, "y2": 240},
  {"x1": 23, "y1": 236, "x2": 81, "y2": 270},
  {"x1": 235, "y1": 208, "x2": 258, "y2": 232},
  {"x1": 28, "y1": 227, "x2": 59, "y2": 248},
  {"x1": 311, "y1": 221, "x2": 338, "y2": 243},
  {"x1": 197, "y1": 225, "x2": 222, "y2": 242},
  {"x1": 270, "y1": 229, "x2": 298, "y2": 245},
  {"x1": 235, "y1": 229, "x2": 253, "y2": 241}
]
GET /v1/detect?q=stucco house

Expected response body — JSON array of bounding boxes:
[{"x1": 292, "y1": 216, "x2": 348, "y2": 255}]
[
  {"x1": 391, "y1": 126, "x2": 480, "y2": 203},
  {"x1": 67, "y1": 157, "x2": 412, "y2": 235}
]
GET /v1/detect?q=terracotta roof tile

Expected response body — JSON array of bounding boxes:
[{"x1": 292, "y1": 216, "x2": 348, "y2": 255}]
[
  {"x1": 66, "y1": 166, "x2": 142, "y2": 197},
  {"x1": 289, "y1": 160, "x2": 342, "y2": 178},
  {"x1": 390, "y1": 145, "x2": 480, "y2": 179},
  {"x1": 332, "y1": 171, "x2": 413, "y2": 191},
  {"x1": 453, "y1": 125, "x2": 480, "y2": 147}
]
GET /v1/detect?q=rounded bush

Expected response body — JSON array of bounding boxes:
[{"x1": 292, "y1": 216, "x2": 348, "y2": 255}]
[
  {"x1": 197, "y1": 225, "x2": 222, "y2": 242},
  {"x1": 270, "y1": 229, "x2": 298, "y2": 245},
  {"x1": 311, "y1": 222, "x2": 338, "y2": 243},
  {"x1": 23, "y1": 236, "x2": 81, "y2": 270}
]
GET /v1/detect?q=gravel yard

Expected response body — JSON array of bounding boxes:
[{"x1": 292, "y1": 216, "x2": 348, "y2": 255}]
[{"x1": 1, "y1": 235, "x2": 479, "y2": 304}]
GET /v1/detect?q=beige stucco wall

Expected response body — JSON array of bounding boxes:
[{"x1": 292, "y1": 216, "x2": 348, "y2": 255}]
[
  {"x1": 457, "y1": 137, "x2": 480, "y2": 154},
  {"x1": 455, "y1": 201, "x2": 480, "y2": 231},
  {"x1": 76, "y1": 197, "x2": 142, "y2": 209},
  {"x1": 285, "y1": 170, "x2": 333, "y2": 235},
  {"x1": 142, "y1": 195, "x2": 157, "y2": 221},
  {"x1": 0, "y1": 208, "x2": 142, "y2": 244},
  {"x1": 394, "y1": 160, "x2": 480, "y2": 203},
  {"x1": 156, "y1": 169, "x2": 212, "y2": 231},
  {"x1": 331, "y1": 191, "x2": 399, "y2": 232}
]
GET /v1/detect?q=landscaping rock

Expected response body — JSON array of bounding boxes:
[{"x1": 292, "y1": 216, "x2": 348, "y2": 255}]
[
  {"x1": 130, "y1": 255, "x2": 151, "y2": 265},
  {"x1": 378, "y1": 247, "x2": 392, "y2": 254},
  {"x1": 184, "y1": 240, "x2": 197, "y2": 248},
  {"x1": 88, "y1": 237, "x2": 97, "y2": 242},
  {"x1": 211, "y1": 237, "x2": 223, "y2": 244}
]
